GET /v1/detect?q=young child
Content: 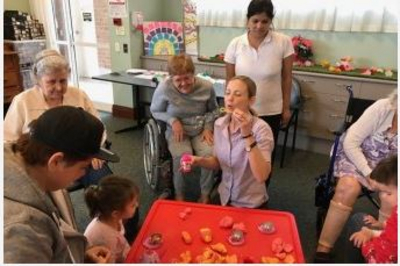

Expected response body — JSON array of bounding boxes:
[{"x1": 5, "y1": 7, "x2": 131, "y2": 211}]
[
  {"x1": 347, "y1": 155, "x2": 397, "y2": 263},
  {"x1": 84, "y1": 175, "x2": 140, "y2": 263}
]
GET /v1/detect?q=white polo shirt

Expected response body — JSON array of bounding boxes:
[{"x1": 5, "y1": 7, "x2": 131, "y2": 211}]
[{"x1": 225, "y1": 31, "x2": 294, "y2": 116}]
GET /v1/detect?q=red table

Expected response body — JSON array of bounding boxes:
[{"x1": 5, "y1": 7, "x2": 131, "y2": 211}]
[{"x1": 125, "y1": 200, "x2": 304, "y2": 263}]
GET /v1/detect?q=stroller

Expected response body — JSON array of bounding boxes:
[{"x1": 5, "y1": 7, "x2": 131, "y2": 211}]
[{"x1": 314, "y1": 85, "x2": 380, "y2": 238}]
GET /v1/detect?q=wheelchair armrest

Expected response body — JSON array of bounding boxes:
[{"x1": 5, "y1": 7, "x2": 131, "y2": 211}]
[{"x1": 155, "y1": 119, "x2": 168, "y2": 136}]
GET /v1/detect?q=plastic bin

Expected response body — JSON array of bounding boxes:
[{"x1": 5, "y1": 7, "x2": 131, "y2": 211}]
[{"x1": 125, "y1": 199, "x2": 305, "y2": 263}]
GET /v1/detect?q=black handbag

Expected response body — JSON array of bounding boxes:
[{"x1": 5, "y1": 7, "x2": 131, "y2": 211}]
[{"x1": 314, "y1": 135, "x2": 340, "y2": 208}]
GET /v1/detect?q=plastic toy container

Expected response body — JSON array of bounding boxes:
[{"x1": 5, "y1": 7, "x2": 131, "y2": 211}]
[{"x1": 125, "y1": 199, "x2": 304, "y2": 263}]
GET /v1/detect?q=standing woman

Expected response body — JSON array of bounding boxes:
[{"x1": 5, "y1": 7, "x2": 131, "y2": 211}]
[{"x1": 224, "y1": 0, "x2": 294, "y2": 146}]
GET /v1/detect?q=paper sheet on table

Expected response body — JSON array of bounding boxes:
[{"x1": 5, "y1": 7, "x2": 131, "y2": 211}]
[
  {"x1": 126, "y1": 68, "x2": 147, "y2": 74},
  {"x1": 135, "y1": 71, "x2": 168, "y2": 80}
]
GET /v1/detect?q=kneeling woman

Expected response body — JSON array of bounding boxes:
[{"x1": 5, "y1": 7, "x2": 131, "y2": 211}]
[{"x1": 190, "y1": 76, "x2": 274, "y2": 208}]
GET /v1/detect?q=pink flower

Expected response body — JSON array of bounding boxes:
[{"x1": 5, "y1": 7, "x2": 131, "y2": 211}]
[{"x1": 361, "y1": 69, "x2": 372, "y2": 75}]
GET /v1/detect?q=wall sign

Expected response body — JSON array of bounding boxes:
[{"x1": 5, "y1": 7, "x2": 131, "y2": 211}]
[
  {"x1": 82, "y1": 12, "x2": 92, "y2": 22},
  {"x1": 108, "y1": 0, "x2": 127, "y2": 18}
]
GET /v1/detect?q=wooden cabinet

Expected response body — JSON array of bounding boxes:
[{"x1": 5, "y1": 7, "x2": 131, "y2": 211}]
[
  {"x1": 359, "y1": 80, "x2": 396, "y2": 100},
  {"x1": 294, "y1": 71, "x2": 397, "y2": 141},
  {"x1": 4, "y1": 43, "x2": 22, "y2": 104}
]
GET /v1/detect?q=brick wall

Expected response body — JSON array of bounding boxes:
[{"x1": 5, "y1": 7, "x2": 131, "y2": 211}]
[{"x1": 93, "y1": 0, "x2": 111, "y2": 68}]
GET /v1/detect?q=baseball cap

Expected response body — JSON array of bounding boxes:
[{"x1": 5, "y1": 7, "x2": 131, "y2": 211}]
[{"x1": 29, "y1": 106, "x2": 120, "y2": 163}]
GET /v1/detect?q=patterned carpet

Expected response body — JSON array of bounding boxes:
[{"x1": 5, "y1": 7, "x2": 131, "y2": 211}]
[{"x1": 69, "y1": 112, "x2": 378, "y2": 263}]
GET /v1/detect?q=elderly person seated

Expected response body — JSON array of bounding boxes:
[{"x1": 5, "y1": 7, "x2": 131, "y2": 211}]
[
  {"x1": 150, "y1": 54, "x2": 218, "y2": 203},
  {"x1": 4, "y1": 49, "x2": 114, "y2": 187},
  {"x1": 315, "y1": 89, "x2": 398, "y2": 262},
  {"x1": 187, "y1": 76, "x2": 274, "y2": 209}
]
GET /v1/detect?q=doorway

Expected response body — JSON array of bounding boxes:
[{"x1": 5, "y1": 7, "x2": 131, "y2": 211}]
[{"x1": 51, "y1": 0, "x2": 113, "y2": 111}]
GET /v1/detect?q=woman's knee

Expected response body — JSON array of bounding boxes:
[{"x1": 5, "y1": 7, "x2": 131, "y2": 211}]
[
  {"x1": 333, "y1": 177, "x2": 362, "y2": 204},
  {"x1": 168, "y1": 139, "x2": 192, "y2": 157}
]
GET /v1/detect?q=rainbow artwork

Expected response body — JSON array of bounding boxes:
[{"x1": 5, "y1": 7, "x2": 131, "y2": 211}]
[{"x1": 143, "y1": 22, "x2": 184, "y2": 56}]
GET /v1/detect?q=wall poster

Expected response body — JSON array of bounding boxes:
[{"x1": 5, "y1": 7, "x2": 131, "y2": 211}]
[{"x1": 143, "y1": 21, "x2": 184, "y2": 56}]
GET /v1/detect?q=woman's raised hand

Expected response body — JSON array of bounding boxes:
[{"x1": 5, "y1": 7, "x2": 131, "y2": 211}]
[{"x1": 232, "y1": 109, "x2": 253, "y2": 136}]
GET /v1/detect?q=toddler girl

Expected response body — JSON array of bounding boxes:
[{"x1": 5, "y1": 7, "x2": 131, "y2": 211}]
[
  {"x1": 345, "y1": 155, "x2": 397, "y2": 263},
  {"x1": 84, "y1": 175, "x2": 139, "y2": 263}
]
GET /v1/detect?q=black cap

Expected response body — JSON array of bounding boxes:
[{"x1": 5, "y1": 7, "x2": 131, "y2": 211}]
[{"x1": 30, "y1": 106, "x2": 120, "y2": 163}]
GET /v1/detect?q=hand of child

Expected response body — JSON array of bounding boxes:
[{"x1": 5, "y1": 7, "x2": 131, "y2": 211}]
[
  {"x1": 85, "y1": 245, "x2": 111, "y2": 263},
  {"x1": 232, "y1": 109, "x2": 253, "y2": 137},
  {"x1": 349, "y1": 227, "x2": 373, "y2": 248},
  {"x1": 363, "y1": 215, "x2": 382, "y2": 229}
]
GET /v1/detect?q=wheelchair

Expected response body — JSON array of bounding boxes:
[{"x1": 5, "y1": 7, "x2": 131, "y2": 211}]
[
  {"x1": 143, "y1": 116, "x2": 223, "y2": 199},
  {"x1": 142, "y1": 117, "x2": 174, "y2": 196},
  {"x1": 315, "y1": 85, "x2": 380, "y2": 238}
]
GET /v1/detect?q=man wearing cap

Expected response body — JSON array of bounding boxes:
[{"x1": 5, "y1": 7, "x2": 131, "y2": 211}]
[{"x1": 4, "y1": 106, "x2": 119, "y2": 263}]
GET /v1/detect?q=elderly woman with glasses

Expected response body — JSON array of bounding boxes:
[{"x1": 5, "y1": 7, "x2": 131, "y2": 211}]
[{"x1": 150, "y1": 54, "x2": 218, "y2": 203}]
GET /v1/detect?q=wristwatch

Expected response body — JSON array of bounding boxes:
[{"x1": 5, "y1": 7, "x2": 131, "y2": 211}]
[{"x1": 245, "y1": 141, "x2": 257, "y2": 152}]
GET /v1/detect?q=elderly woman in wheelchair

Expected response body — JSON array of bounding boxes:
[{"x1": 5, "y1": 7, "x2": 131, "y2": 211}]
[
  {"x1": 315, "y1": 90, "x2": 397, "y2": 262},
  {"x1": 187, "y1": 76, "x2": 274, "y2": 209},
  {"x1": 150, "y1": 54, "x2": 218, "y2": 203}
]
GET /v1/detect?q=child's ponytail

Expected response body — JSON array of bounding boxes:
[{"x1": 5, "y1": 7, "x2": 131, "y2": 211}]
[{"x1": 84, "y1": 185, "x2": 102, "y2": 218}]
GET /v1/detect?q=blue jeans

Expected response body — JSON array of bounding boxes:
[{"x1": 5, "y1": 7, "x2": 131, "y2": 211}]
[{"x1": 78, "y1": 164, "x2": 113, "y2": 188}]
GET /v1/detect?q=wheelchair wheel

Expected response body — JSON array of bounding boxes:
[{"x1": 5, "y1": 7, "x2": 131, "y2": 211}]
[{"x1": 143, "y1": 119, "x2": 161, "y2": 190}]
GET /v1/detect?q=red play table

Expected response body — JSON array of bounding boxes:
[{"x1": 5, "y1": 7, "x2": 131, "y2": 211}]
[{"x1": 125, "y1": 200, "x2": 304, "y2": 263}]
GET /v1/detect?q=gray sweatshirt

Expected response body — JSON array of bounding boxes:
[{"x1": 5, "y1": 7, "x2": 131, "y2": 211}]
[
  {"x1": 150, "y1": 77, "x2": 219, "y2": 137},
  {"x1": 3, "y1": 144, "x2": 87, "y2": 263}
]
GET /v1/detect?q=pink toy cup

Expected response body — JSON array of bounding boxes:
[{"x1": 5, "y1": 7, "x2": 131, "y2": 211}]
[{"x1": 180, "y1": 153, "x2": 192, "y2": 173}]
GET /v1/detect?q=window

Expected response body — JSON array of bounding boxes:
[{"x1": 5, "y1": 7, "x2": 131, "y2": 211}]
[{"x1": 196, "y1": 0, "x2": 398, "y2": 32}]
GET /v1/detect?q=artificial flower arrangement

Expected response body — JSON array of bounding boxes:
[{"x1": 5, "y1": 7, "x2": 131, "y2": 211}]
[
  {"x1": 320, "y1": 56, "x2": 354, "y2": 73},
  {"x1": 360, "y1": 67, "x2": 393, "y2": 77},
  {"x1": 319, "y1": 56, "x2": 394, "y2": 78},
  {"x1": 292, "y1": 35, "x2": 314, "y2": 66}
]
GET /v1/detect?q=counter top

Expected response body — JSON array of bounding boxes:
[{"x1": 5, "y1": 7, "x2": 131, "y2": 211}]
[{"x1": 141, "y1": 56, "x2": 397, "y2": 83}]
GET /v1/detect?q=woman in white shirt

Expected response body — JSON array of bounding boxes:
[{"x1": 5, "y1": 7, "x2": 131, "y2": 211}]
[
  {"x1": 225, "y1": 0, "x2": 294, "y2": 148},
  {"x1": 315, "y1": 90, "x2": 398, "y2": 262}
]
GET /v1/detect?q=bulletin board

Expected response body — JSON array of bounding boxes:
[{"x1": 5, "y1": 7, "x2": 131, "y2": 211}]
[{"x1": 143, "y1": 22, "x2": 184, "y2": 56}]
